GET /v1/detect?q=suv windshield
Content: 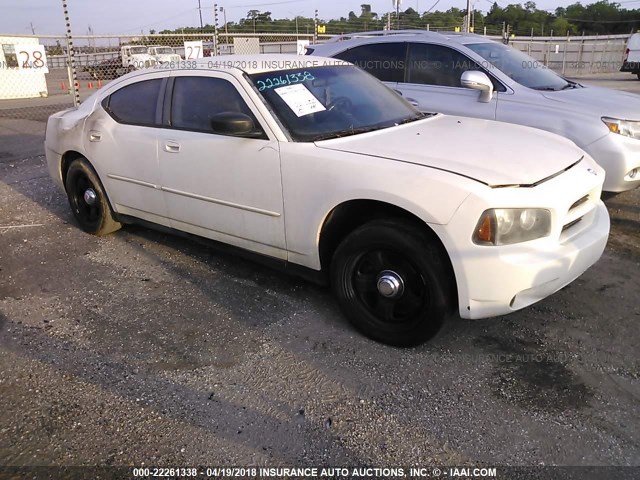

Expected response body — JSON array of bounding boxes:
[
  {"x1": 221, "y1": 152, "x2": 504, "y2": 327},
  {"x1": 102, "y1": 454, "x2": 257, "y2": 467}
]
[
  {"x1": 154, "y1": 47, "x2": 173, "y2": 54},
  {"x1": 250, "y1": 65, "x2": 425, "y2": 142},
  {"x1": 467, "y1": 42, "x2": 570, "y2": 91}
]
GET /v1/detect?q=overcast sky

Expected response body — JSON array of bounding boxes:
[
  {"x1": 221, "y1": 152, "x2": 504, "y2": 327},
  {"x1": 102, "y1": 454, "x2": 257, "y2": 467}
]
[{"x1": 0, "y1": 0, "x2": 599, "y2": 36}]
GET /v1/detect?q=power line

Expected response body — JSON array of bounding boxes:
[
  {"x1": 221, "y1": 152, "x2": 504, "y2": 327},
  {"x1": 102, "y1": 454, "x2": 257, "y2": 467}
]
[{"x1": 425, "y1": 0, "x2": 443, "y2": 14}]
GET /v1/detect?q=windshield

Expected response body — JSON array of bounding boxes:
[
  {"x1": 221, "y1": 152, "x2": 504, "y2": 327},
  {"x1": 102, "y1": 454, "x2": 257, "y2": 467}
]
[
  {"x1": 129, "y1": 47, "x2": 148, "y2": 55},
  {"x1": 250, "y1": 65, "x2": 425, "y2": 142},
  {"x1": 154, "y1": 47, "x2": 173, "y2": 54},
  {"x1": 467, "y1": 42, "x2": 570, "y2": 91}
]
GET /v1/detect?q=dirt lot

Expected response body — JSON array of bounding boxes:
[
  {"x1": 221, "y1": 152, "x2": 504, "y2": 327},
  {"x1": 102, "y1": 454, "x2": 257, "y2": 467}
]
[{"x1": 0, "y1": 74, "x2": 639, "y2": 472}]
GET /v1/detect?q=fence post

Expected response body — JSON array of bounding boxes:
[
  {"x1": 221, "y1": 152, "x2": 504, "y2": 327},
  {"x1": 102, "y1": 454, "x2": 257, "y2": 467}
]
[
  {"x1": 61, "y1": 0, "x2": 80, "y2": 107},
  {"x1": 602, "y1": 38, "x2": 609, "y2": 73},
  {"x1": 313, "y1": 9, "x2": 318, "y2": 44},
  {"x1": 587, "y1": 41, "x2": 594, "y2": 74},
  {"x1": 544, "y1": 40, "x2": 549, "y2": 67},
  {"x1": 213, "y1": 3, "x2": 219, "y2": 56},
  {"x1": 561, "y1": 33, "x2": 569, "y2": 76},
  {"x1": 576, "y1": 36, "x2": 584, "y2": 76}
]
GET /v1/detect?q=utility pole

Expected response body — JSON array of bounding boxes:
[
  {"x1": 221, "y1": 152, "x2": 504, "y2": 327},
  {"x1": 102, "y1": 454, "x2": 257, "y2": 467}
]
[
  {"x1": 465, "y1": 0, "x2": 471, "y2": 32},
  {"x1": 220, "y1": 6, "x2": 228, "y2": 36},
  {"x1": 197, "y1": 0, "x2": 203, "y2": 30},
  {"x1": 214, "y1": 3, "x2": 219, "y2": 56},
  {"x1": 313, "y1": 9, "x2": 318, "y2": 44},
  {"x1": 394, "y1": 0, "x2": 401, "y2": 30},
  {"x1": 61, "y1": 0, "x2": 80, "y2": 107}
]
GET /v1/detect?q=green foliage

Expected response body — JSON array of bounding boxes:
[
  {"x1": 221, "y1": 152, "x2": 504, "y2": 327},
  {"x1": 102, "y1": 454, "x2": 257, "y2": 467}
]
[{"x1": 157, "y1": 1, "x2": 639, "y2": 36}]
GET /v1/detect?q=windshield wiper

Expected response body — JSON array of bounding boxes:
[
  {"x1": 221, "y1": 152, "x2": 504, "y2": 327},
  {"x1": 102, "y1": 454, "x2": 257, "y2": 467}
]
[
  {"x1": 398, "y1": 112, "x2": 431, "y2": 124},
  {"x1": 560, "y1": 81, "x2": 582, "y2": 90}
]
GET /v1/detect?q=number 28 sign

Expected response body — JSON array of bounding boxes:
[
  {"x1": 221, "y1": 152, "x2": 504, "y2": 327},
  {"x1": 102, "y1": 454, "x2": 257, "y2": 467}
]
[{"x1": 15, "y1": 44, "x2": 49, "y2": 73}]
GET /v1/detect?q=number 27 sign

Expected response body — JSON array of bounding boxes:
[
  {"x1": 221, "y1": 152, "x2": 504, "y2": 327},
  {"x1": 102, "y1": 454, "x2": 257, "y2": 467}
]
[{"x1": 15, "y1": 44, "x2": 49, "y2": 73}]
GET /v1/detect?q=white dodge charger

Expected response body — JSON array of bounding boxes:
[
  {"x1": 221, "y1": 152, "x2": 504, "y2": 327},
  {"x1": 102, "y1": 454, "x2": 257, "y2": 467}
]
[{"x1": 45, "y1": 54, "x2": 610, "y2": 346}]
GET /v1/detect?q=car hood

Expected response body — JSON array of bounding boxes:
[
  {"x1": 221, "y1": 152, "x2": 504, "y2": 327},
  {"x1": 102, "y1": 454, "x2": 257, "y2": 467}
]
[
  {"x1": 315, "y1": 114, "x2": 585, "y2": 187},
  {"x1": 540, "y1": 85, "x2": 640, "y2": 119}
]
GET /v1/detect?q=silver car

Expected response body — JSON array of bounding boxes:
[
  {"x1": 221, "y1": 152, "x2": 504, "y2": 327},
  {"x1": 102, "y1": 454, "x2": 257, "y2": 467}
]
[{"x1": 309, "y1": 31, "x2": 640, "y2": 193}]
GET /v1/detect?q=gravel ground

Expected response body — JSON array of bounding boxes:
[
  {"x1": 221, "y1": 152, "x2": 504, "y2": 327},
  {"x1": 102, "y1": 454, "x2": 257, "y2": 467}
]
[{"x1": 0, "y1": 74, "x2": 639, "y2": 471}]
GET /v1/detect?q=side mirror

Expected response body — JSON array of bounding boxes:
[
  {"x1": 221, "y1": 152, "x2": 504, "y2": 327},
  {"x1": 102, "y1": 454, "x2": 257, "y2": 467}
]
[
  {"x1": 210, "y1": 112, "x2": 263, "y2": 138},
  {"x1": 461, "y1": 70, "x2": 494, "y2": 103}
]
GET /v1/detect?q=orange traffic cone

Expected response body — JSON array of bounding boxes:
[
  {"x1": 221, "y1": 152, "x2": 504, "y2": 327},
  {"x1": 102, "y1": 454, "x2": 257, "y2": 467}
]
[
  {"x1": 60, "y1": 81, "x2": 66, "y2": 91},
  {"x1": 97, "y1": 79, "x2": 102, "y2": 88},
  {"x1": 87, "y1": 81, "x2": 94, "y2": 89}
]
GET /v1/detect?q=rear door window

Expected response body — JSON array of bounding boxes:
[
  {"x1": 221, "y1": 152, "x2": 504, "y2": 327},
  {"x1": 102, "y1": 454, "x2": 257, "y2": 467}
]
[{"x1": 104, "y1": 79, "x2": 163, "y2": 126}]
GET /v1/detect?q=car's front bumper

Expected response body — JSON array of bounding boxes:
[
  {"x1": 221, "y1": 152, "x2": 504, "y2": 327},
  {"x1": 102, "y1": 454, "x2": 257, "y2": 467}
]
[
  {"x1": 432, "y1": 158, "x2": 609, "y2": 320},
  {"x1": 585, "y1": 132, "x2": 640, "y2": 192},
  {"x1": 457, "y1": 201, "x2": 609, "y2": 319}
]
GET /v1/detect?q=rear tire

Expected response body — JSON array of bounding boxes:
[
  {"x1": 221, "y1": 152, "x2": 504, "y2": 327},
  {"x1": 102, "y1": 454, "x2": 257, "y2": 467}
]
[
  {"x1": 331, "y1": 219, "x2": 455, "y2": 347},
  {"x1": 65, "y1": 158, "x2": 121, "y2": 236}
]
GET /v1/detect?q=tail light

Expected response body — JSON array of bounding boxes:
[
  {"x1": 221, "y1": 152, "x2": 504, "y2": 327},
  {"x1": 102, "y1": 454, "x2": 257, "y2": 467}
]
[{"x1": 624, "y1": 48, "x2": 630, "y2": 61}]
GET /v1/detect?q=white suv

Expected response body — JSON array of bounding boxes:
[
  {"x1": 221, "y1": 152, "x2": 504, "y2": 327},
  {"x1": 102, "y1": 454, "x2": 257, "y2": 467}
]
[
  {"x1": 44, "y1": 55, "x2": 609, "y2": 346},
  {"x1": 309, "y1": 31, "x2": 640, "y2": 193}
]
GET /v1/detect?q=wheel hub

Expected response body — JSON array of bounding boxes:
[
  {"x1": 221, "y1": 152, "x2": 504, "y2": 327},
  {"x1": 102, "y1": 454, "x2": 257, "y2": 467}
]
[
  {"x1": 83, "y1": 188, "x2": 97, "y2": 205},
  {"x1": 377, "y1": 270, "x2": 404, "y2": 298}
]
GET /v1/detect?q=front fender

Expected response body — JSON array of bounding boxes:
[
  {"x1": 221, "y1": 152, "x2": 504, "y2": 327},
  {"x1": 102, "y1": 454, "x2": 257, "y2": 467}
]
[{"x1": 279, "y1": 143, "x2": 476, "y2": 270}]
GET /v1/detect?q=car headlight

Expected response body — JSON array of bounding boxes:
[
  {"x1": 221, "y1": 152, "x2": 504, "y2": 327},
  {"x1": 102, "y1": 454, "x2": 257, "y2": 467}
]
[
  {"x1": 473, "y1": 208, "x2": 551, "y2": 245},
  {"x1": 602, "y1": 117, "x2": 640, "y2": 140}
]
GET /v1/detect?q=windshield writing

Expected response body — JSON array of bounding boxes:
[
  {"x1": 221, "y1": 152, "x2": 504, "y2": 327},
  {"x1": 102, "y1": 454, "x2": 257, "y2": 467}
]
[{"x1": 257, "y1": 71, "x2": 315, "y2": 91}]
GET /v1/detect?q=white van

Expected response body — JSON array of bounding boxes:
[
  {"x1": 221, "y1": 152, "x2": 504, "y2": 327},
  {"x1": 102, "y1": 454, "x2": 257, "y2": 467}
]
[{"x1": 621, "y1": 33, "x2": 640, "y2": 79}]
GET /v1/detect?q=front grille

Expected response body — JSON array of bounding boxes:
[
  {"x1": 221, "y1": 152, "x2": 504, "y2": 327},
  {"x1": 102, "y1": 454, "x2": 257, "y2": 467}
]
[
  {"x1": 562, "y1": 217, "x2": 583, "y2": 232},
  {"x1": 560, "y1": 189, "x2": 598, "y2": 241}
]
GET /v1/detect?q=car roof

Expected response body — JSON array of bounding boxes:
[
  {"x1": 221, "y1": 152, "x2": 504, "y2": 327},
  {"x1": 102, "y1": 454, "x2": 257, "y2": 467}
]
[{"x1": 313, "y1": 30, "x2": 498, "y2": 52}]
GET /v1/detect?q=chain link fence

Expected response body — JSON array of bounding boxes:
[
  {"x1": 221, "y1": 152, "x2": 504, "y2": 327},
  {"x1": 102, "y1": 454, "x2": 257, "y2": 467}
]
[{"x1": 0, "y1": 31, "x2": 630, "y2": 135}]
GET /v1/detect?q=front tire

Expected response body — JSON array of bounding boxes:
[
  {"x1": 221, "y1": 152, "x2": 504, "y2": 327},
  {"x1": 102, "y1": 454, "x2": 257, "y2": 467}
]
[
  {"x1": 65, "y1": 158, "x2": 121, "y2": 236},
  {"x1": 331, "y1": 219, "x2": 455, "y2": 347}
]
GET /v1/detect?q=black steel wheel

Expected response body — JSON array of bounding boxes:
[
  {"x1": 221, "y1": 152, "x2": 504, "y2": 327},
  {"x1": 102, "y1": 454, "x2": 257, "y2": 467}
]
[
  {"x1": 65, "y1": 158, "x2": 121, "y2": 236},
  {"x1": 331, "y1": 219, "x2": 455, "y2": 347}
]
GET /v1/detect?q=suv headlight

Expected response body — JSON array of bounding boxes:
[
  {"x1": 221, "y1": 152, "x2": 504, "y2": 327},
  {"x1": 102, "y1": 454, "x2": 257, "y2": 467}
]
[
  {"x1": 473, "y1": 208, "x2": 551, "y2": 245},
  {"x1": 602, "y1": 117, "x2": 640, "y2": 140}
]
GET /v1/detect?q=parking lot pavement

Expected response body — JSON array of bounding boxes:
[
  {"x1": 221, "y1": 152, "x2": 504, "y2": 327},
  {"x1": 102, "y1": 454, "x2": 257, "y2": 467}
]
[{"x1": 0, "y1": 86, "x2": 639, "y2": 470}]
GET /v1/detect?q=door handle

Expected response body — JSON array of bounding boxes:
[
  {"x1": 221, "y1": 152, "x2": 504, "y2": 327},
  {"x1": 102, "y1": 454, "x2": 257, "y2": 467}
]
[
  {"x1": 89, "y1": 131, "x2": 101, "y2": 142},
  {"x1": 164, "y1": 141, "x2": 180, "y2": 153}
]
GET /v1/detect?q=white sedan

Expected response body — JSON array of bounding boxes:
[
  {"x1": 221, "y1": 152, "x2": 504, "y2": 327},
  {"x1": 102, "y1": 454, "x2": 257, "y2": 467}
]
[{"x1": 45, "y1": 54, "x2": 610, "y2": 346}]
